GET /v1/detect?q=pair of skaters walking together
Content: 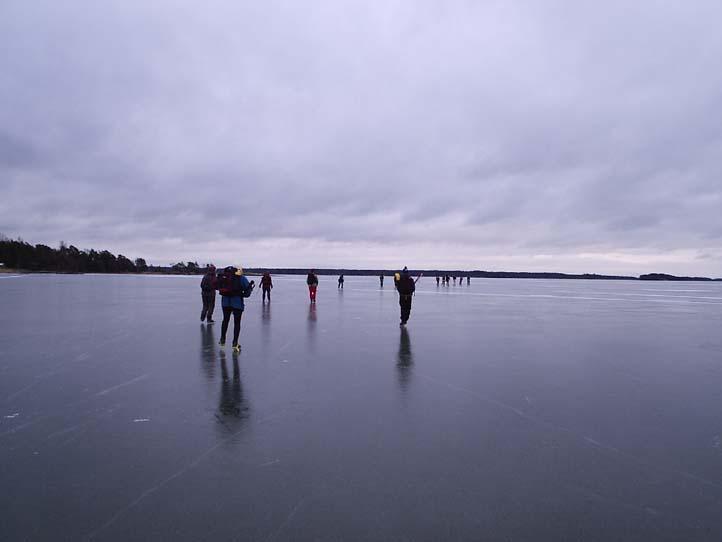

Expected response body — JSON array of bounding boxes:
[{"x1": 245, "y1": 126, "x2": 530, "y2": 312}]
[
  {"x1": 200, "y1": 265, "x2": 256, "y2": 352},
  {"x1": 200, "y1": 266, "x2": 420, "y2": 350}
]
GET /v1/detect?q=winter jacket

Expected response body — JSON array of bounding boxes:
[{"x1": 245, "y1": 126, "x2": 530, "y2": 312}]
[
  {"x1": 201, "y1": 272, "x2": 217, "y2": 292},
  {"x1": 396, "y1": 273, "x2": 416, "y2": 296},
  {"x1": 261, "y1": 273, "x2": 273, "y2": 288},
  {"x1": 221, "y1": 275, "x2": 253, "y2": 310}
]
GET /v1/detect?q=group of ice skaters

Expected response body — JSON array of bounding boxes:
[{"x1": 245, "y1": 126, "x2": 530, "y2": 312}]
[
  {"x1": 436, "y1": 274, "x2": 471, "y2": 286},
  {"x1": 199, "y1": 265, "x2": 443, "y2": 351}
]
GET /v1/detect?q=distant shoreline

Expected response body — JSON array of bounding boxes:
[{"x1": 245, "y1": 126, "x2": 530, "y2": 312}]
[
  {"x1": 3, "y1": 237, "x2": 719, "y2": 282},
  {"x1": 2, "y1": 267, "x2": 720, "y2": 282}
]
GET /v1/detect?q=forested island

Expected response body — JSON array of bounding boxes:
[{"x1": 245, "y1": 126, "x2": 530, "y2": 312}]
[
  {"x1": 1, "y1": 236, "x2": 173, "y2": 274},
  {"x1": 1, "y1": 236, "x2": 719, "y2": 281}
]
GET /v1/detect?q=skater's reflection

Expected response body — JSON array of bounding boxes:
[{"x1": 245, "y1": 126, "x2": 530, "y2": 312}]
[
  {"x1": 397, "y1": 327, "x2": 414, "y2": 392},
  {"x1": 306, "y1": 303, "x2": 317, "y2": 351},
  {"x1": 262, "y1": 301, "x2": 271, "y2": 322},
  {"x1": 260, "y1": 302, "x2": 272, "y2": 347},
  {"x1": 200, "y1": 323, "x2": 216, "y2": 380},
  {"x1": 218, "y1": 350, "x2": 247, "y2": 420}
]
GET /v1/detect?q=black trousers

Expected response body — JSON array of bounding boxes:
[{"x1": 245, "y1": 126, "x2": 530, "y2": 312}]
[
  {"x1": 201, "y1": 291, "x2": 215, "y2": 321},
  {"x1": 399, "y1": 294, "x2": 413, "y2": 323},
  {"x1": 221, "y1": 307, "x2": 244, "y2": 345},
  {"x1": 262, "y1": 286, "x2": 271, "y2": 301}
]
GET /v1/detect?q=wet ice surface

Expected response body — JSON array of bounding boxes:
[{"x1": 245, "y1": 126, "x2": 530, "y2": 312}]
[{"x1": 2, "y1": 275, "x2": 722, "y2": 541}]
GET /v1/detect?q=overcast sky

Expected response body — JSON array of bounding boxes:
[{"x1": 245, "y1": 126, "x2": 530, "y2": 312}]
[{"x1": 2, "y1": 1, "x2": 721, "y2": 275}]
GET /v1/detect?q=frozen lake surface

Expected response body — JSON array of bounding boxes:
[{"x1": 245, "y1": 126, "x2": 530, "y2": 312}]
[{"x1": 2, "y1": 274, "x2": 722, "y2": 541}]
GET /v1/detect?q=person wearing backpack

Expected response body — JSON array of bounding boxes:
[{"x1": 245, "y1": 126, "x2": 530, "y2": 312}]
[
  {"x1": 200, "y1": 265, "x2": 217, "y2": 323},
  {"x1": 260, "y1": 272, "x2": 273, "y2": 302},
  {"x1": 307, "y1": 270, "x2": 319, "y2": 302},
  {"x1": 395, "y1": 266, "x2": 416, "y2": 326},
  {"x1": 217, "y1": 265, "x2": 255, "y2": 352}
]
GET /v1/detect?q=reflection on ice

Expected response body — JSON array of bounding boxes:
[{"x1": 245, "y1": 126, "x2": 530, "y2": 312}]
[
  {"x1": 2, "y1": 274, "x2": 722, "y2": 540},
  {"x1": 396, "y1": 327, "x2": 413, "y2": 392},
  {"x1": 218, "y1": 350, "x2": 246, "y2": 420},
  {"x1": 199, "y1": 324, "x2": 216, "y2": 380}
]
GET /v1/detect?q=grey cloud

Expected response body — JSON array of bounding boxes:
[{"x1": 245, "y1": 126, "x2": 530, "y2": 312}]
[
  {"x1": 0, "y1": 133, "x2": 40, "y2": 168},
  {"x1": 2, "y1": 0, "x2": 722, "y2": 274}
]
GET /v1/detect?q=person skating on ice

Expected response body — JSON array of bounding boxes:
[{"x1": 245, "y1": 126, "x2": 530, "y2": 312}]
[
  {"x1": 307, "y1": 269, "x2": 319, "y2": 302},
  {"x1": 200, "y1": 265, "x2": 217, "y2": 323},
  {"x1": 216, "y1": 265, "x2": 255, "y2": 352},
  {"x1": 260, "y1": 271, "x2": 273, "y2": 302},
  {"x1": 395, "y1": 266, "x2": 416, "y2": 326}
]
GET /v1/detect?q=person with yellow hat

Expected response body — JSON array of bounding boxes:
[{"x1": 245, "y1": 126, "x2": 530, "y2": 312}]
[{"x1": 217, "y1": 265, "x2": 255, "y2": 352}]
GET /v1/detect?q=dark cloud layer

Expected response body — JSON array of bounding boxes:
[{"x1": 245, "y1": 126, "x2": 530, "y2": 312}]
[{"x1": 1, "y1": 1, "x2": 721, "y2": 274}]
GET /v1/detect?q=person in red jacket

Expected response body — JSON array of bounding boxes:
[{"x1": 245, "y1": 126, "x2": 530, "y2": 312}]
[
  {"x1": 200, "y1": 265, "x2": 217, "y2": 323},
  {"x1": 307, "y1": 270, "x2": 319, "y2": 302},
  {"x1": 260, "y1": 272, "x2": 273, "y2": 302}
]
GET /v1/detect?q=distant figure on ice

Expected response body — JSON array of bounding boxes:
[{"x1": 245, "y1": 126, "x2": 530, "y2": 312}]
[
  {"x1": 307, "y1": 269, "x2": 319, "y2": 302},
  {"x1": 260, "y1": 272, "x2": 273, "y2": 302},
  {"x1": 338, "y1": 274, "x2": 344, "y2": 289},
  {"x1": 216, "y1": 265, "x2": 255, "y2": 352},
  {"x1": 379, "y1": 274, "x2": 384, "y2": 287},
  {"x1": 436, "y1": 275, "x2": 440, "y2": 286},
  {"x1": 200, "y1": 265, "x2": 217, "y2": 323},
  {"x1": 452, "y1": 276, "x2": 456, "y2": 285},
  {"x1": 467, "y1": 276, "x2": 470, "y2": 285},
  {"x1": 395, "y1": 267, "x2": 416, "y2": 326}
]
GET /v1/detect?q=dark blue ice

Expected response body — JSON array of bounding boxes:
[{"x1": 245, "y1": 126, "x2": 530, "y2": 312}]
[{"x1": 2, "y1": 274, "x2": 722, "y2": 541}]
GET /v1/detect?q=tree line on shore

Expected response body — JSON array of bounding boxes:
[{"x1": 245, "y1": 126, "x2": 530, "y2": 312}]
[
  {"x1": 1, "y1": 235, "x2": 718, "y2": 280},
  {"x1": 0, "y1": 236, "x2": 203, "y2": 274}
]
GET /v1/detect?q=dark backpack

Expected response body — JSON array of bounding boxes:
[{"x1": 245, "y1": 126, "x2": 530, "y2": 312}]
[
  {"x1": 218, "y1": 267, "x2": 242, "y2": 296},
  {"x1": 218, "y1": 267, "x2": 254, "y2": 297},
  {"x1": 397, "y1": 275, "x2": 415, "y2": 296}
]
